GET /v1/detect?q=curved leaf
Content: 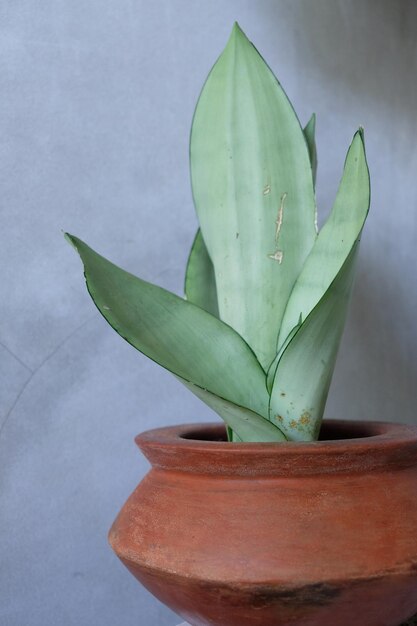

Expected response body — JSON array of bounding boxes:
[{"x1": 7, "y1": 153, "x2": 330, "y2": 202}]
[
  {"x1": 182, "y1": 381, "x2": 287, "y2": 442},
  {"x1": 269, "y1": 242, "x2": 360, "y2": 441},
  {"x1": 66, "y1": 234, "x2": 269, "y2": 419},
  {"x1": 278, "y1": 130, "x2": 370, "y2": 348},
  {"x1": 266, "y1": 315, "x2": 302, "y2": 394},
  {"x1": 184, "y1": 229, "x2": 219, "y2": 317},
  {"x1": 190, "y1": 23, "x2": 317, "y2": 369}
]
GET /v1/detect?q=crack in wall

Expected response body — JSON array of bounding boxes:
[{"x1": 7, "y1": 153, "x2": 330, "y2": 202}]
[{"x1": 0, "y1": 315, "x2": 97, "y2": 438}]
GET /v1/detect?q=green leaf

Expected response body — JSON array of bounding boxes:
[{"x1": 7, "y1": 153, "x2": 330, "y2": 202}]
[
  {"x1": 266, "y1": 315, "x2": 302, "y2": 394},
  {"x1": 190, "y1": 22, "x2": 317, "y2": 369},
  {"x1": 182, "y1": 381, "x2": 287, "y2": 442},
  {"x1": 185, "y1": 231, "x2": 244, "y2": 440},
  {"x1": 278, "y1": 130, "x2": 370, "y2": 349},
  {"x1": 269, "y1": 243, "x2": 360, "y2": 441},
  {"x1": 184, "y1": 229, "x2": 219, "y2": 317},
  {"x1": 66, "y1": 234, "x2": 269, "y2": 420},
  {"x1": 269, "y1": 130, "x2": 370, "y2": 441},
  {"x1": 304, "y1": 113, "x2": 317, "y2": 187}
]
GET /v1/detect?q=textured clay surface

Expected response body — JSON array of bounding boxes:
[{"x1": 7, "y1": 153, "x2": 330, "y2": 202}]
[{"x1": 109, "y1": 420, "x2": 417, "y2": 626}]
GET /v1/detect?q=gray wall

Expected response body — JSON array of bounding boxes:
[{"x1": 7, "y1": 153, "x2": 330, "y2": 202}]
[{"x1": 1, "y1": 1, "x2": 417, "y2": 624}]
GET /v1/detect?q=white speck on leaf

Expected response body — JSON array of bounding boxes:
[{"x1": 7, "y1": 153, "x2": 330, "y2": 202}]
[
  {"x1": 275, "y1": 192, "x2": 287, "y2": 242},
  {"x1": 268, "y1": 250, "x2": 283, "y2": 264}
]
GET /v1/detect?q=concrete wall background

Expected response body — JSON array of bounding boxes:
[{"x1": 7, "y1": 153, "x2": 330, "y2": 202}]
[{"x1": 1, "y1": 1, "x2": 416, "y2": 624}]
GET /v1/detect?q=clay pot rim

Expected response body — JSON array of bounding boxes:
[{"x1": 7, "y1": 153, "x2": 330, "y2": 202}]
[{"x1": 135, "y1": 419, "x2": 417, "y2": 476}]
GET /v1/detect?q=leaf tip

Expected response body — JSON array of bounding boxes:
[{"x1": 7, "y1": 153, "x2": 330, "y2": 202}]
[
  {"x1": 64, "y1": 233, "x2": 88, "y2": 262},
  {"x1": 64, "y1": 232, "x2": 78, "y2": 249},
  {"x1": 306, "y1": 112, "x2": 316, "y2": 132},
  {"x1": 347, "y1": 127, "x2": 367, "y2": 162},
  {"x1": 231, "y1": 20, "x2": 243, "y2": 35},
  {"x1": 354, "y1": 126, "x2": 366, "y2": 148},
  {"x1": 228, "y1": 21, "x2": 249, "y2": 47}
]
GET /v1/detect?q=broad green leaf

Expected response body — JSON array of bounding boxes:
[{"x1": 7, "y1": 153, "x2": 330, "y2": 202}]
[
  {"x1": 184, "y1": 229, "x2": 219, "y2": 317},
  {"x1": 269, "y1": 242, "x2": 360, "y2": 441},
  {"x1": 182, "y1": 381, "x2": 287, "y2": 442},
  {"x1": 66, "y1": 234, "x2": 269, "y2": 419},
  {"x1": 304, "y1": 113, "x2": 317, "y2": 187},
  {"x1": 190, "y1": 23, "x2": 317, "y2": 369},
  {"x1": 278, "y1": 130, "x2": 370, "y2": 348}
]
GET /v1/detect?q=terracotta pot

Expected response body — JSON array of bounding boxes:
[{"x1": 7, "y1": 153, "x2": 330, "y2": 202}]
[{"x1": 109, "y1": 419, "x2": 417, "y2": 626}]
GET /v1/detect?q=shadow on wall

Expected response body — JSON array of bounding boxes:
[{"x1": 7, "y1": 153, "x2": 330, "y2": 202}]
[
  {"x1": 265, "y1": 0, "x2": 417, "y2": 118},
  {"x1": 340, "y1": 256, "x2": 417, "y2": 424}
]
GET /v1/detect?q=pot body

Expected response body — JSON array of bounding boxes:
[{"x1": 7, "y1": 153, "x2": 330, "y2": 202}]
[{"x1": 109, "y1": 420, "x2": 417, "y2": 626}]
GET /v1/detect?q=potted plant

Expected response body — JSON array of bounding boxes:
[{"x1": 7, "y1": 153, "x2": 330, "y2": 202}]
[{"x1": 66, "y1": 23, "x2": 417, "y2": 626}]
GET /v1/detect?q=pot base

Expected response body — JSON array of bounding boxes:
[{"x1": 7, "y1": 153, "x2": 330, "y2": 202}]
[{"x1": 120, "y1": 556, "x2": 417, "y2": 626}]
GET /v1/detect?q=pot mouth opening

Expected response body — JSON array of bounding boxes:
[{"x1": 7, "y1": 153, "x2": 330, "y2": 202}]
[
  {"x1": 136, "y1": 420, "x2": 417, "y2": 476},
  {"x1": 179, "y1": 420, "x2": 384, "y2": 443}
]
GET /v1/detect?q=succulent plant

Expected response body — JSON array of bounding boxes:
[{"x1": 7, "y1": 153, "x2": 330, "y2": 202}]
[{"x1": 66, "y1": 23, "x2": 370, "y2": 443}]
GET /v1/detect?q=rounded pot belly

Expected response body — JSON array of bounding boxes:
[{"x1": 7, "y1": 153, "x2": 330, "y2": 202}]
[{"x1": 109, "y1": 420, "x2": 417, "y2": 626}]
